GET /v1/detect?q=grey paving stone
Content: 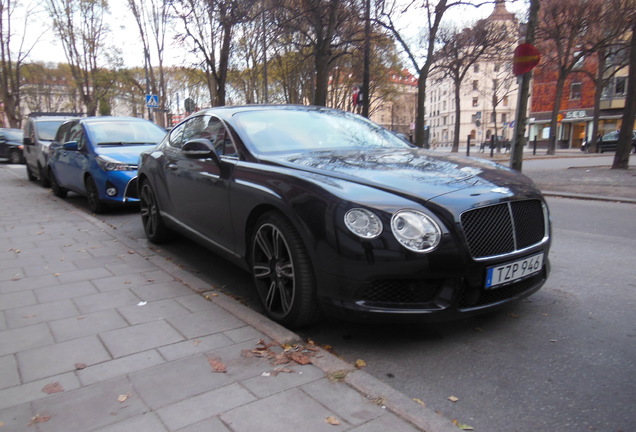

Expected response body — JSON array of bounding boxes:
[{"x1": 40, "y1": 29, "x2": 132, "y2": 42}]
[
  {"x1": 129, "y1": 355, "x2": 234, "y2": 409},
  {"x1": 92, "y1": 412, "x2": 169, "y2": 432},
  {"x1": 100, "y1": 320, "x2": 185, "y2": 358},
  {"x1": 221, "y1": 388, "x2": 345, "y2": 432},
  {"x1": 55, "y1": 267, "x2": 114, "y2": 285},
  {"x1": 0, "y1": 371, "x2": 80, "y2": 410},
  {"x1": 0, "y1": 274, "x2": 60, "y2": 294},
  {"x1": 223, "y1": 325, "x2": 266, "y2": 344},
  {"x1": 78, "y1": 350, "x2": 165, "y2": 386},
  {"x1": 49, "y1": 309, "x2": 128, "y2": 342},
  {"x1": 0, "y1": 323, "x2": 53, "y2": 356},
  {"x1": 175, "y1": 293, "x2": 219, "y2": 313},
  {"x1": 105, "y1": 256, "x2": 157, "y2": 275},
  {"x1": 35, "y1": 280, "x2": 99, "y2": 302},
  {"x1": 157, "y1": 332, "x2": 235, "y2": 362},
  {"x1": 0, "y1": 354, "x2": 19, "y2": 390},
  {"x1": 0, "y1": 266, "x2": 24, "y2": 282},
  {"x1": 73, "y1": 289, "x2": 142, "y2": 314},
  {"x1": 17, "y1": 335, "x2": 112, "y2": 383},
  {"x1": 240, "y1": 363, "x2": 324, "y2": 399},
  {"x1": 5, "y1": 299, "x2": 79, "y2": 329},
  {"x1": 0, "y1": 399, "x2": 36, "y2": 431},
  {"x1": 175, "y1": 417, "x2": 232, "y2": 432},
  {"x1": 348, "y1": 412, "x2": 421, "y2": 432},
  {"x1": 23, "y1": 258, "x2": 79, "y2": 277},
  {"x1": 157, "y1": 382, "x2": 256, "y2": 431},
  {"x1": 301, "y1": 378, "x2": 384, "y2": 426},
  {"x1": 167, "y1": 308, "x2": 245, "y2": 339},
  {"x1": 117, "y1": 299, "x2": 191, "y2": 325},
  {"x1": 31, "y1": 376, "x2": 148, "y2": 432},
  {"x1": 0, "y1": 311, "x2": 6, "y2": 331},
  {"x1": 131, "y1": 281, "x2": 197, "y2": 302},
  {"x1": 0, "y1": 289, "x2": 36, "y2": 310},
  {"x1": 91, "y1": 271, "x2": 173, "y2": 293}
]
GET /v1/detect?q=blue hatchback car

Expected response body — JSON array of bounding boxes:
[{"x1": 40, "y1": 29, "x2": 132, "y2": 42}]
[{"x1": 48, "y1": 117, "x2": 166, "y2": 213}]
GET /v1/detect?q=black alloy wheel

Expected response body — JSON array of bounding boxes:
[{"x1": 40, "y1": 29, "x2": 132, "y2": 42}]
[
  {"x1": 49, "y1": 169, "x2": 67, "y2": 198},
  {"x1": 38, "y1": 164, "x2": 50, "y2": 187},
  {"x1": 139, "y1": 180, "x2": 171, "y2": 243},
  {"x1": 85, "y1": 176, "x2": 105, "y2": 214},
  {"x1": 250, "y1": 212, "x2": 318, "y2": 328}
]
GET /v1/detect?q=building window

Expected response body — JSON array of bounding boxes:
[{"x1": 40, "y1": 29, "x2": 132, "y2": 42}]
[
  {"x1": 494, "y1": 63, "x2": 500, "y2": 72},
  {"x1": 570, "y1": 82, "x2": 582, "y2": 100},
  {"x1": 491, "y1": 112, "x2": 496, "y2": 122},
  {"x1": 615, "y1": 77, "x2": 627, "y2": 96},
  {"x1": 474, "y1": 64, "x2": 480, "y2": 73},
  {"x1": 472, "y1": 97, "x2": 479, "y2": 107},
  {"x1": 472, "y1": 80, "x2": 479, "y2": 90},
  {"x1": 502, "y1": 113, "x2": 507, "y2": 123},
  {"x1": 503, "y1": 95, "x2": 509, "y2": 106},
  {"x1": 492, "y1": 79, "x2": 498, "y2": 90}
]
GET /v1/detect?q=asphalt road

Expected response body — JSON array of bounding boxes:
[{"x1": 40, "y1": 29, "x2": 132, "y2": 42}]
[{"x1": 4, "y1": 158, "x2": 635, "y2": 431}]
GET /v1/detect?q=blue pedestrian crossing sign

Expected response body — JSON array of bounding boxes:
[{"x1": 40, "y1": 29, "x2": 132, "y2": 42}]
[{"x1": 145, "y1": 94, "x2": 159, "y2": 108}]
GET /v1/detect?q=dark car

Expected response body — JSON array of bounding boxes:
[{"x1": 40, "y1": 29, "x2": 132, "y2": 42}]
[
  {"x1": 23, "y1": 113, "x2": 80, "y2": 186},
  {"x1": 138, "y1": 105, "x2": 551, "y2": 328},
  {"x1": 582, "y1": 130, "x2": 636, "y2": 153},
  {"x1": 47, "y1": 116, "x2": 166, "y2": 213},
  {"x1": 0, "y1": 128, "x2": 25, "y2": 163}
]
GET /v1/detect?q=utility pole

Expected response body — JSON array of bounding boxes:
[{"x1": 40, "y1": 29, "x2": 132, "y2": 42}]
[
  {"x1": 510, "y1": 0, "x2": 540, "y2": 172},
  {"x1": 361, "y1": 0, "x2": 371, "y2": 118}
]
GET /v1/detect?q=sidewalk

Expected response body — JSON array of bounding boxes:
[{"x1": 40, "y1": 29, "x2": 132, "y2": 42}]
[{"x1": 0, "y1": 164, "x2": 458, "y2": 432}]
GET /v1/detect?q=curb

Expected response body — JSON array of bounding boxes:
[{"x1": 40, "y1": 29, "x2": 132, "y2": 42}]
[
  {"x1": 541, "y1": 191, "x2": 636, "y2": 204},
  {"x1": 71, "y1": 202, "x2": 460, "y2": 432}
]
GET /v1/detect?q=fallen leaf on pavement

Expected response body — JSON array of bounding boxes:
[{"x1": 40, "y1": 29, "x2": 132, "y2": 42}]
[
  {"x1": 289, "y1": 351, "x2": 312, "y2": 365},
  {"x1": 28, "y1": 415, "x2": 51, "y2": 425},
  {"x1": 42, "y1": 382, "x2": 64, "y2": 394},
  {"x1": 355, "y1": 359, "x2": 366, "y2": 369},
  {"x1": 413, "y1": 398, "x2": 426, "y2": 407},
  {"x1": 207, "y1": 356, "x2": 227, "y2": 373},
  {"x1": 75, "y1": 363, "x2": 87, "y2": 370},
  {"x1": 448, "y1": 395, "x2": 459, "y2": 402},
  {"x1": 117, "y1": 393, "x2": 130, "y2": 403},
  {"x1": 452, "y1": 419, "x2": 474, "y2": 430},
  {"x1": 324, "y1": 416, "x2": 340, "y2": 425}
]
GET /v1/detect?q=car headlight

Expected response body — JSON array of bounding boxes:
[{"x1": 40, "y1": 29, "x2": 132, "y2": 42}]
[
  {"x1": 344, "y1": 208, "x2": 383, "y2": 239},
  {"x1": 96, "y1": 155, "x2": 136, "y2": 171},
  {"x1": 391, "y1": 210, "x2": 441, "y2": 253}
]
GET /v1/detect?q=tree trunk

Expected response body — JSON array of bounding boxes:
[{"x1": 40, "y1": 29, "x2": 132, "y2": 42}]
[
  {"x1": 590, "y1": 50, "x2": 606, "y2": 153},
  {"x1": 451, "y1": 82, "x2": 461, "y2": 152},
  {"x1": 612, "y1": 19, "x2": 636, "y2": 169},
  {"x1": 547, "y1": 71, "x2": 567, "y2": 155}
]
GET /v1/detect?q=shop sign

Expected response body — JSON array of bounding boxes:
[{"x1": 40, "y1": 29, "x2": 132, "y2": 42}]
[{"x1": 565, "y1": 110, "x2": 587, "y2": 120}]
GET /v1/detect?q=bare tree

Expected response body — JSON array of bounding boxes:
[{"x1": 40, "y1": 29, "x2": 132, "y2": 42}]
[
  {"x1": 128, "y1": 0, "x2": 170, "y2": 126},
  {"x1": 376, "y1": 0, "x2": 491, "y2": 148},
  {"x1": 613, "y1": 15, "x2": 636, "y2": 169},
  {"x1": 45, "y1": 0, "x2": 120, "y2": 116},
  {"x1": 435, "y1": 18, "x2": 512, "y2": 152},
  {"x1": 0, "y1": 0, "x2": 42, "y2": 127},
  {"x1": 270, "y1": 0, "x2": 363, "y2": 106},
  {"x1": 172, "y1": 0, "x2": 256, "y2": 107}
]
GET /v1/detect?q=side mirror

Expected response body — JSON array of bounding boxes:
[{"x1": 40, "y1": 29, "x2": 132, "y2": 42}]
[
  {"x1": 182, "y1": 139, "x2": 220, "y2": 163},
  {"x1": 62, "y1": 141, "x2": 79, "y2": 151}
]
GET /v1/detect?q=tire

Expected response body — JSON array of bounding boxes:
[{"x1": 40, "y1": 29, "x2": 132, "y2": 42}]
[
  {"x1": 85, "y1": 176, "x2": 106, "y2": 213},
  {"x1": 38, "y1": 164, "x2": 50, "y2": 187},
  {"x1": 9, "y1": 150, "x2": 22, "y2": 164},
  {"x1": 26, "y1": 165, "x2": 37, "y2": 181},
  {"x1": 49, "y1": 169, "x2": 68, "y2": 198},
  {"x1": 250, "y1": 212, "x2": 318, "y2": 328},
  {"x1": 139, "y1": 180, "x2": 171, "y2": 243}
]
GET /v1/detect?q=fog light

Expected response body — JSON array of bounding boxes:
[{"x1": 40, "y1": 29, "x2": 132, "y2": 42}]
[{"x1": 106, "y1": 187, "x2": 117, "y2": 197}]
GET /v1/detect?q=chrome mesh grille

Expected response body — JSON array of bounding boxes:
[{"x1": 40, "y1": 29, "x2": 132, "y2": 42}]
[{"x1": 461, "y1": 200, "x2": 546, "y2": 259}]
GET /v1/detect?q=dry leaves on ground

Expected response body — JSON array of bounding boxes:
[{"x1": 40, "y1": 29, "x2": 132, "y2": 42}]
[
  {"x1": 28, "y1": 415, "x2": 51, "y2": 425},
  {"x1": 324, "y1": 416, "x2": 340, "y2": 425},
  {"x1": 41, "y1": 382, "x2": 63, "y2": 394},
  {"x1": 241, "y1": 339, "x2": 318, "y2": 369},
  {"x1": 207, "y1": 356, "x2": 228, "y2": 373}
]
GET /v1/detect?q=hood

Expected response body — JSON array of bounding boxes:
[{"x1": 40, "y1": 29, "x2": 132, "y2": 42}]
[
  {"x1": 266, "y1": 148, "x2": 538, "y2": 202},
  {"x1": 95, "y1": 144, "x2": 157, "y2": 165}
]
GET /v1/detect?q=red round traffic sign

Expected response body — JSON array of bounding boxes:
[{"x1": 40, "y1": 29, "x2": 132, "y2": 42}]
[{"x1": 513, "y1": 43, "x2": 541, "y2": 76}]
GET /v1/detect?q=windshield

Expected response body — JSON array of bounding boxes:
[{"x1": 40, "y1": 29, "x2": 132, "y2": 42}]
[
  {"x1": 36, "y1": 120, "x2": 66, "y2": 141},
  {"x1": 234, "y1": 108, "x2": 414, "y2": 154},
  {"x1": 86, "y1": 120, "x2": 166, "y2": 146}
]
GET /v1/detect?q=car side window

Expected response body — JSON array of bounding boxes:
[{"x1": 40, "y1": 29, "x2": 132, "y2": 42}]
[
  {"x1": 67, "y1": 124, "x2": 86, "y2": 150},
  {"x1": 182, "y1": 115, "x2": 238, "y2": 158},
  {"x1": 168, "y1": 122, "x2": 185, "y2": 149}
]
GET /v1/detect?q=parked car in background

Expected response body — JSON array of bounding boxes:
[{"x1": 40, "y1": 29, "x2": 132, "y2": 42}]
[
  {"x1": 48, "y1": 116, "x2": 166, "y2": 213},
  {"x1": 138, "y1": 105, "x2": 551, "y2": 328},
  {"x1": 0, "y1": 128, "x2": 25, "y2": 164},
  {"x1": 583, "y1": 130, "x2": 636, "y2": 153},
  {"x1": 23, "y1": 113, "x2": 80, "y2": 186}
]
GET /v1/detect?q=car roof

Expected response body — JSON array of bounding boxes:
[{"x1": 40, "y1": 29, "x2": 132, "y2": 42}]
[
  {"x1": 79, "y1": 116, "x2": 154, "y2": 124},
  {"x1": 193, "y1": 104, "x2": 338, "y2": 123}
]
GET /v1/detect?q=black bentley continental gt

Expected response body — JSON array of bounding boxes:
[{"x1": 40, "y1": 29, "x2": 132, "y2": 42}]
[{"x1": 138, "y1": 105, "x2": 551, "y2": 328}]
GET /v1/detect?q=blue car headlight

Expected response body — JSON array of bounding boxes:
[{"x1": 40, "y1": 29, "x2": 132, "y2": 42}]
[
  {"x1": 391, "y1": 209, "x2": 441, "y2": 253},
  {"x1": 96, "y1": 155, "x2": 137, "y2": 171}
]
